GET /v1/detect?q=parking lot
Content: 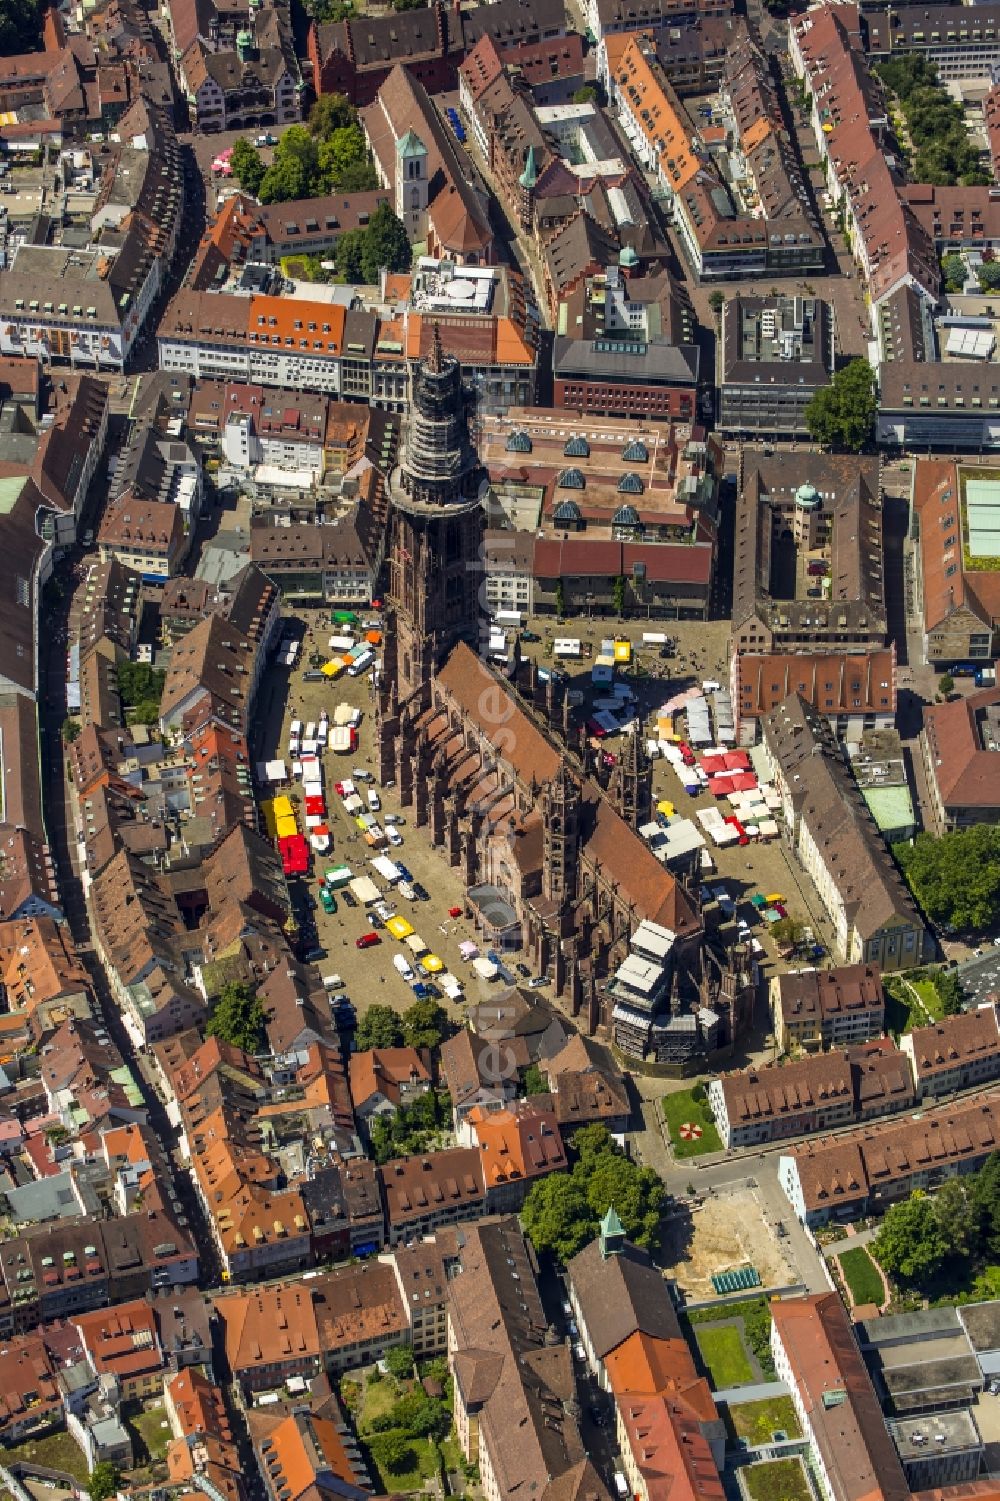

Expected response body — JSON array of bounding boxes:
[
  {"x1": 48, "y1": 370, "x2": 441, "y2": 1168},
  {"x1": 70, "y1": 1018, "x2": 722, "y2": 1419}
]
[{"x1": 257, "y1": 607, "x2": 543, "y2": 1025}]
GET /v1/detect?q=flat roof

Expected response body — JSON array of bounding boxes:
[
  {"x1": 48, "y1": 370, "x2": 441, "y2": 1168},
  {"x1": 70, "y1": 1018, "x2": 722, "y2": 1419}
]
[
  {"x1": 959, "y1": 1301, "x2": 1000, "y2": 1353},
  {"x1": 965, "y1": 477, "x2": 1000, "y2": 559},
  {"x1": 860, "y1": 783, "x2": 915, "y2": 835},
  {"x1": 888, "y1": 1410, "x2": 982, "y2": 1460}
]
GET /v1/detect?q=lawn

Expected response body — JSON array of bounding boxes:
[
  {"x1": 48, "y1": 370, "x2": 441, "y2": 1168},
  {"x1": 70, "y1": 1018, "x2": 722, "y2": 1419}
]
[
  {"x1": 365, "y1": 1430, "x2": 439, "y2": 1494},
  {"x1": 694, "y1": 1324, "x2": 754, "y2": 1388},
  {"x1": 661, "y1": 1087, "x2": 723, "y2": 1159},
  {"x1": 5, "y1": 1428, "x2": 90, "y2": 1485},
  {"x1": 125, "y1": 1402, "x2": 171, "y2": 1463},
  {"x1": 742, "y1": 1458, "x2": 812, "y2": 1501},
  {"x1": 727, "y1": 1397, "x2": 802, "y2": 1447},
  {"x1": 839, "y1": 1247, "x2": 883, "y2": 1308},
  {"x1": 357, "y1": 1374, "x2": 400, "y2": 1432}
]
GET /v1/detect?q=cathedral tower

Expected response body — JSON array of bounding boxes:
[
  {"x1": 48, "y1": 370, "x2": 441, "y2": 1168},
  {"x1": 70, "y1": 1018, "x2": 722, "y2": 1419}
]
[
  {"x1": 541, "y1": 763, "x2": 580, "y2": 908},
  {"x1": 386, "y1": 326, "x2": 486, "y2": 704},
  {"x1": 610, "y1": 726, "x2": 653, "y2": 831}
]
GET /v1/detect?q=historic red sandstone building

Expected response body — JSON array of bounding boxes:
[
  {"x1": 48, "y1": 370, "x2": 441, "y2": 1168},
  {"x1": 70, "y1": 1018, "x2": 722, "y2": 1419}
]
[{"x1": 376, "y1": 334, "x2": 754, "y2": 1066}]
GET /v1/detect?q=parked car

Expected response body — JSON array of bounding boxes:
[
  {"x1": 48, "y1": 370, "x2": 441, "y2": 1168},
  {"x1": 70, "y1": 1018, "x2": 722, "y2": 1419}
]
[
  {"x1": 516, "y1": 962, "x2": 531, "y2": 977},
  {"x1": 356, "y1": 932, "x2": 381, "y2": 949},
  {"x1": 397, "y1": 863, "x2": 414, "y2": 882},
  {"x1": 387, "y1": 828, "x2": 404, "y2": 847},
  {"x1": 320, "y1": 889, "x2": 336, "y2": 915},
  {"x1": 412, "y1": 882, "x2": 430, "y2": 901},
  {"x1": 342, "y1": 889, "x2": 358, "y2": 909},
  {"x1": 522, "y1": 630, "x2": 541, "y2": 642}
]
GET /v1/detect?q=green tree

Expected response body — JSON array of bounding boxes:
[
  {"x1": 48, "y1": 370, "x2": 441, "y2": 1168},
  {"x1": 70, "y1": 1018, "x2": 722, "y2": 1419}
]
[
  {"x1": 581, "y1": 1154, "x2": 664, "y2": 1249},
  {"x1": 979, "y1": 261, "x2": 1000, "y2": 292},
  {"x1": 872, "y1": 1191, "x2": 948, "y2": 1283},
  {"x1": 391, "y1": 1390, "x2": 450, "y2": 1438},
  {"x1": 231, "y1": 138, "x2": 265, "y2": 196},
  {"x1": 972, "y1": 1152, "x2": 1000, "y2": 1255},
  {"x1": 206, "y1": 981, "x2": 267, "y2": 1054},
  {"x1": 771, "y1": 917, "x2": 804, "y2": 949},
  {"x1": 612, "y1": 575, "x2": 626, "y2": 616},
  {"x1": 384, "y1": 1343, "x2": 415, "y2": 1379},
  {"x1": 572, "y1": 1123, "x2": 615, "y2": 1166},
  {"x1": 401, "y1": 997, "x2": 448, "y2": 1050},
  {"x1": 373, "y1": 1432, "x2": 416, "y2": 1474},
  {"x1": 259, "y1": 154, "x2": 310, "y2": 204},
  {"x1": 360, "y1": 202, "x2": 412, "y2": 282},
  {"x1": 573, "y1": 85, "x2": 598, "y2": 104},
  {"x1": 941, "y1": 254, "x2": 965, "y2": 294},
  {"x1": 805, "y1": 359, "x2": 877, "y2": 451},
  {"x1": 521, "y1": 1172, "x2": 595, "y2": 1261},
  {"x1": 334, "y1": 226, "x2": 366, "y2": 282},
  {"x1": 932, "y1": 969, "x2": 965, "y2": 1017},
  {"x1": 309, "y1": 92, "x2": 355, "y2": 137},
  {"x1": 708, "y1": 289, "x2": 725, "y2": 318},
  {"x1": 62, "y1": 716, "x2": 82, "y2": 742},
  {"x1": 523, "y1": 1062, "x2": 547, "y2": 1095},
  {"x1": 898, "y1": 826, "x2": 1000, "y2": 931},
  {"x1": 0, "y1": 0, "x2": 42, "y2": 55},
  {"x1": 554, "y1": 580, "x2": 565, "y2": 616},
  {"x1": 132, "y1": 697, "x2": 162, "y2": 726},
  {"x1": 355, "y1": 1003, "x2": 405, "y2": 1051},
  {"x1": 318, "y1": 124, "x2": 375, "y2": 191},
  {"x1": 931, "y1": 1176, "x2": 978, "y2": 1258},
  {"x1": 938, "y1": 672, "x2": 955, "y2": 697},
  {"x1": 88, "y1": 1463, "x2": 121, "y2": 1501},
  {"x1": 117, "y1": 660, "x2": 166, "y2": 708}
]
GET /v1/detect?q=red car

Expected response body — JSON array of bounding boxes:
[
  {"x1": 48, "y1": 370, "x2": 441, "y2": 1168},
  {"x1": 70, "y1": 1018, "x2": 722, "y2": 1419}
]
[
  {"x1": 356, "y1": 932, "x2": 381, "y2": 949},
  {"x1": 448, "y1": 906, "x2": 462, "y2": 918},
  {"x1": 678, "y1": 741, "x2": 695, "y2": 765},
  {"x1": 334, "y1": 781, "x2": 345, "y2": 797}
]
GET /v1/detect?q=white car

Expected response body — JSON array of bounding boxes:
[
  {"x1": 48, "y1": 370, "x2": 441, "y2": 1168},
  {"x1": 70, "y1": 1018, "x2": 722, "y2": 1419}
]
[
  {"x1": 386, "y1": 827, "x2": 404, "y2": 847},
  {"x1": 367, "y1": 789, "x2": 381, "y2": 812}
]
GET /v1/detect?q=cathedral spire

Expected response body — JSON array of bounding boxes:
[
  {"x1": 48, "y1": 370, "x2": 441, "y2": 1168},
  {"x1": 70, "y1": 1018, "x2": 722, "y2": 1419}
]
[{"x1": 427, "y1": 320, "x2": 445, "y2": 375}]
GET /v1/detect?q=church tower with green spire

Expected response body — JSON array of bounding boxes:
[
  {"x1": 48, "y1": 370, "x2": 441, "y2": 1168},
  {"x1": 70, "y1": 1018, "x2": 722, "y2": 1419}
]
[
  {"x1": 600, "y1": 1206, "x2": 626, "y2": 1259},
  {"x1": 517, "y1": 145, "x2": 538, "y2": 231}
]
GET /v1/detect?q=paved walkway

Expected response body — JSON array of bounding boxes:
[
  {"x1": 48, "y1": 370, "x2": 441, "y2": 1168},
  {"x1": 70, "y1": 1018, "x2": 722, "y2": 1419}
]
[{"x1": 820, "y1": 1227, "x2": 877, "y2": 1259}]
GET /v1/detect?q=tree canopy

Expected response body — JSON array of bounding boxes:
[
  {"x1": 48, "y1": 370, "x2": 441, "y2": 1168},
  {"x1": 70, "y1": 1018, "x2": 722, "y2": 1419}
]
[
  {"x1": 88, "y1": 1464, "x2": 121, "y2": 1501},
  {"x1": 335, "y1": 201, "x2": 412, "y2": 283},
  {"x1": 240, "y1": 105, "x2": 379, "y2": 205},
  {"x1": 401, "y1": 997, "x2": 448, "y2": 1050},
  {"x1": 805, "y1": 359, "x2": 877, "y2": 451},
  {"x1": 117, "y1": 660, "x2": 165, "y2": 709},
  {"x1": 874, "y1": 54, "x2": 990, "y2": 186},
  {"x1": 941, "y1": 254, "x2": 965, "y2": 294},
  {"x1": 872, "y1": 1191, "x2": 948, "y2": 1283},
  {"x1": 206, "y1": 981, "x2": 267, "y2": 1054},
  {"x1": 0, "y1": 0, "x2": 42, "y2": 55},
  {"x1": 897, "y1": 825, "x2": 1000, "y2": 932},
  {"x1": 355, "y1": 1003, "x2": 404, "y2": 1051},
  {"x1": 368, "y1": 1088, "x2": 450, "y2": 1165},
  {"x1": 868, "y1": 1154, "x2": 1000, "y2": 1294},
  {"x1": 231, "y1": 138, "x2": 265, "y2": 196},
  {"x1": 522, "y1": 1124, "x2": 664, "y2": 1261}
]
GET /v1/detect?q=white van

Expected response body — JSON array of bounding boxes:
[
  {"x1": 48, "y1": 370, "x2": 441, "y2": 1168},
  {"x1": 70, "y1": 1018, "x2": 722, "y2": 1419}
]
[
  {"x1": 322, "y1": 973, "x2": 345, "y2": 990},
  {"x1": 348, "y1": 650, "x2": 374, "y2": 677},
  {"x1": 393, "y1": 953, "x2": 415, "y2": 982},
  {"x1": 367, "y1": 788, "x2": 381, "y2": 811}
]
